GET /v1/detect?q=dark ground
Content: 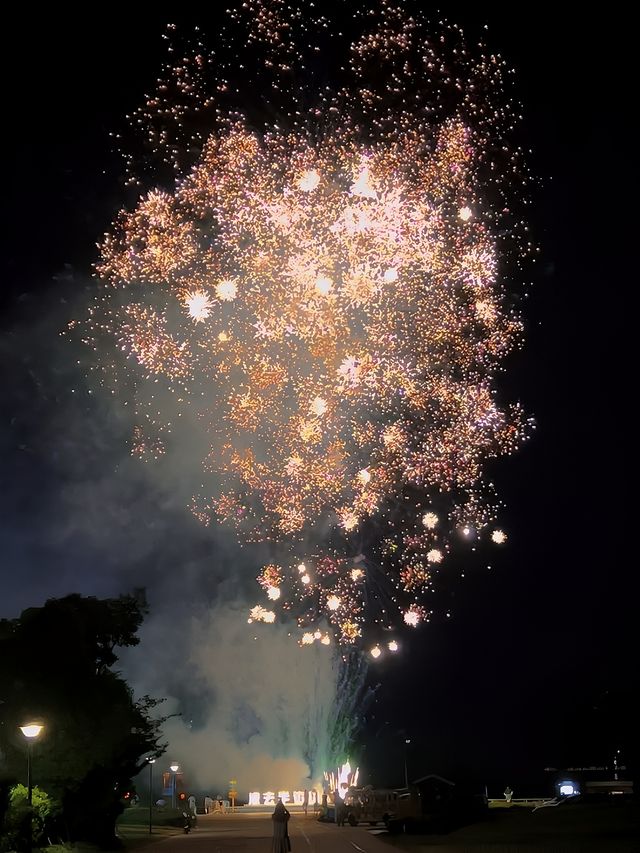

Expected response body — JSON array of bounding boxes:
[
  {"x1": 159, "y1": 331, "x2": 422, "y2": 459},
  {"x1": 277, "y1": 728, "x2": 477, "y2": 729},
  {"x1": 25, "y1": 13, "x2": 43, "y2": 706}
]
[
  {"x1": 381, "y1": 801, "x2": 639, "y2": 852},
  {"x1": 116, "y1": 802, "x2": 640, "y2": 853}
]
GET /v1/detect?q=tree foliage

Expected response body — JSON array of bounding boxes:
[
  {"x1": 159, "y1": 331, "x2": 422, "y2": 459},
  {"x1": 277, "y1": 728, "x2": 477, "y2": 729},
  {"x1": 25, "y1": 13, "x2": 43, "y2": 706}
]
[
  {"x1": 0, "y1": 784, "x2": 58, "y2": 852},
  {"x1": 0, "y1": 592, "x2": 165, "y2": 847}
]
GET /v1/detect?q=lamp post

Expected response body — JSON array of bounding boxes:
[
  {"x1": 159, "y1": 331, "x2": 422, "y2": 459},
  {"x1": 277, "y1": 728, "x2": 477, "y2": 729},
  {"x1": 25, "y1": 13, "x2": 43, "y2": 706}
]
[
  {"x1": 170, "y1": 764, "x2": 179, "y2": 810},
  {"x1": 148, "y1": 758, "x2": 155, "y2": 834},
  {"x1": 403, "y1": 738, "x2": 411, "y2": 789},
  {"x1": 19, "y1": 723, "x2": 44, "y2": 853}
]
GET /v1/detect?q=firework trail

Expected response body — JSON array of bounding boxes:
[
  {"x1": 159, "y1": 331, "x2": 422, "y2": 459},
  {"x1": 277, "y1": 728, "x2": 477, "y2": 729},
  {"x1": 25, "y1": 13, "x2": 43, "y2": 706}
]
[{"x1": 84, "y1": 1, "x2": 532, "y2": 659}]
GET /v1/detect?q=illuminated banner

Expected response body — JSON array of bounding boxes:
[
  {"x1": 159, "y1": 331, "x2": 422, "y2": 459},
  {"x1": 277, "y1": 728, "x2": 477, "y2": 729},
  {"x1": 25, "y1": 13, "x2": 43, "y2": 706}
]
[{"x1": 248, "y1": 790, "x2": 320, "y2": 806}]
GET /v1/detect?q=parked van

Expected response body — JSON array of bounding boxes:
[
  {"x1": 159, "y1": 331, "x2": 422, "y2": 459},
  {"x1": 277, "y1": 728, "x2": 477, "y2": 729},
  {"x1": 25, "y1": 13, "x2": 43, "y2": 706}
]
[{"x1": 343, "y1": 786, "x2": 415, "y2": 827}]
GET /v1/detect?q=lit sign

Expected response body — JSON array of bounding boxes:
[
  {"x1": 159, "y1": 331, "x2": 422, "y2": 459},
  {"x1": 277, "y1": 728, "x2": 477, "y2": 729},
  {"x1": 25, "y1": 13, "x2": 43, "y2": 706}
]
[{"x1": 248, "y1": 790, "x2": 320, "y2": 806}]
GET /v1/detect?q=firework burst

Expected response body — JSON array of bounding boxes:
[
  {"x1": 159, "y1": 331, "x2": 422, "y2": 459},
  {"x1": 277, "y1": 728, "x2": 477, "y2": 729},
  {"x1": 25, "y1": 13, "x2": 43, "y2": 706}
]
[{"x1": 84, "y1": 2, "x2": 532, "y2": 651}]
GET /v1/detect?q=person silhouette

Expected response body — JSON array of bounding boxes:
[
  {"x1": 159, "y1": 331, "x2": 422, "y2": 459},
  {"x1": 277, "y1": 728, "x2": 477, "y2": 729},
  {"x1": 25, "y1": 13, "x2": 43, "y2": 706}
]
[{"x1": 271, "y1": 798, "x2": 291, "y2": 852}]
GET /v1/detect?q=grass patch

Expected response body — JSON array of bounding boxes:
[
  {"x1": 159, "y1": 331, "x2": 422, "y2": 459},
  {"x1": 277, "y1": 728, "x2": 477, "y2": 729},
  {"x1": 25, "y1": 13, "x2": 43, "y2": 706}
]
[{"x1": 116, "y1": 806, "x2": 184, "y2": 850}]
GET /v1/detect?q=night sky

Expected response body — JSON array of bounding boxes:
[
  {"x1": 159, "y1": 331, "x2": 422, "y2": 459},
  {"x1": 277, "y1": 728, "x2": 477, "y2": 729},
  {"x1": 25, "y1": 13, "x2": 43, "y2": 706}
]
[{"x1": 1, "y1": 8, "x2": 635, "y2": 795}]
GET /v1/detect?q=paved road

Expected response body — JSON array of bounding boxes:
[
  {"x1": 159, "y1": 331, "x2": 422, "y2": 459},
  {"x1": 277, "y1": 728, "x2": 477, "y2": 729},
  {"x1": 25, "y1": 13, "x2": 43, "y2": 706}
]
[{"x1": 155, "y1": 811, "x2": 392, "y2": 853}]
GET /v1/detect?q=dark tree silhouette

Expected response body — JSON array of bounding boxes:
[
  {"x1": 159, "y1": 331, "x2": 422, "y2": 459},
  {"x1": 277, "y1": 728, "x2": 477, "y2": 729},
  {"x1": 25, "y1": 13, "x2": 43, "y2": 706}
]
[{"x1": 0, "y1": 592, "x2": 165, "y2": 847}]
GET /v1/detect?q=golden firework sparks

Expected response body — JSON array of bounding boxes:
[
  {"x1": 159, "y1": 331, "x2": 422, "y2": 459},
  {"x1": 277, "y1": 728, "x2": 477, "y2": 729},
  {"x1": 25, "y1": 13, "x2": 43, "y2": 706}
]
[{"x1": 86, "y1": 5, "x2": 531, "y2": 648}]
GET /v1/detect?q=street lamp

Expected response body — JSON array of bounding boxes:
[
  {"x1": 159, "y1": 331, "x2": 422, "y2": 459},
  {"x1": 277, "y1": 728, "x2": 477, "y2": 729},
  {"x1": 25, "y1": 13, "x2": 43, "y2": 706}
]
[
  {"x1": 19, "y1": 724, "x2": 44, "y2": 804},
  {"x1": 147, "y1": 758, "x2": 156, "y2": 834},
  {"x1": 403, "y1": 739, "x2": 411, "y2": 789},
  {"x1": 170, "y1": 764, "x2": 179, "y2": 810},
  {"x1": 20, "y1": 723, "x2": 44, "y2": 853}
]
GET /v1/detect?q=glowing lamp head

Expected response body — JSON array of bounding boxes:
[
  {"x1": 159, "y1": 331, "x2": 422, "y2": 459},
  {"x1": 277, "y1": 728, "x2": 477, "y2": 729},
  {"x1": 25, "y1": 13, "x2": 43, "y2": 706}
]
[
  {"x1": 314, "y1": 275, "x2": 333, "y2": 296},
  {"x1": 170, "y1": 763, "x2": 179, "y2": 773},
  {"x1": 301, "y1": 574, "x2": 310, "y2": 585},
  {"x1": 491, "y1": 529, "x2": 507, "y2": 544},
  {"x1": 298, "y1": 169, "x2": 321, "y2": 191},
  {"x1": 383, "y1": 267, "x2": 398, "y2": 282},
  {"x1": 388, "y1": 640, "x2": 399, "y2": 652},
  {"x1": 327, "y1": 594, "x2": 341, "y2": 612},
  {"x1": 216, "y1": 279, "x2": 237, "y2": 301},
  {"x1": 297, "y1": 563, "x2": 306, "y2": 574},
  {"x1": 458, "y1": 206, "x2": 473, "y2": 222},
  {"x1": 370, "y1": 645, "x2": 382, "y2": 659},
  {"x1": 20, "y1": 724, "x2": 43, "y2": 740}
]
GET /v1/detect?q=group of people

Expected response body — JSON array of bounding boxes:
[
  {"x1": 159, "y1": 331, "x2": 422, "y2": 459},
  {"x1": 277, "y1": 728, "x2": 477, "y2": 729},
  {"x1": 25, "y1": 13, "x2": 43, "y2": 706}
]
[{"x1": 203, "y1": 795, "x2": 227, "y2": 814}]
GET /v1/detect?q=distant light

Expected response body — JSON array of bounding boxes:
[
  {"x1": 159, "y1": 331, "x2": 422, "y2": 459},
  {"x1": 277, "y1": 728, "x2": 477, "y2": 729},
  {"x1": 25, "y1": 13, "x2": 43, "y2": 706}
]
[
  {"x1": 357, "y1": 468, "x2": 371, "y2": 485},
  {"x1": 297, "y1": 563, "x2": 306, "y2": 574},
  {"x1": 370, "y1": 645, "x2": 382, "y2": 659},
  {"x1": 170, "y1": 763, "x2": 179, "y2": 772},
  {"x1": 388, "y1": 640, "x2": 399, "y2": 652},
  {"x1": 458, "y1": 206, "x2": 473, "y2": 222},
  {"x1": 267, "y1": 585, "x2": 281, "y2": 600},
  {"x1": 491, "y1": 529, "x2": 507, "y2": 544},
  {"x1": 383, "y1": 267, "x2": 398, "y2": 282},
  {"x1": 301, "y1": 574, "x2": 310, "y2": 585},
  {"x1": 559, "y1": 781, "x2": 577, "y2": 797},
  {"x1": 327, "y1": 595, "x2": 341, "y2": 611}
]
